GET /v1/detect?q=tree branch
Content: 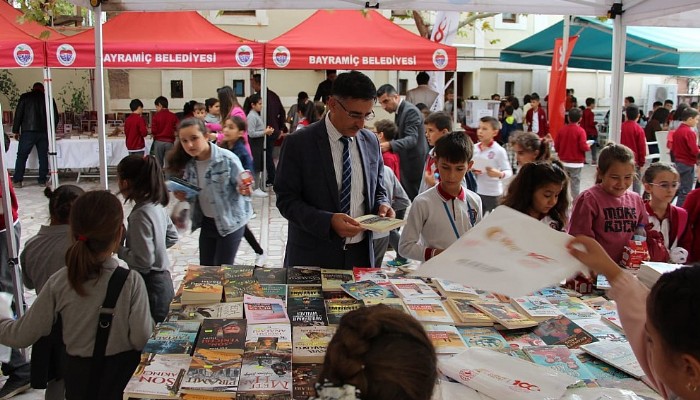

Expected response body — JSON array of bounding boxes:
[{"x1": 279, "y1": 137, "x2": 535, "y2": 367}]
[
  {"x1": 458, "y1": 12, "x2": 498, "y2": 31},
  {"x1": 412, "y1": 10, "x2": 431, "y2": 38}
]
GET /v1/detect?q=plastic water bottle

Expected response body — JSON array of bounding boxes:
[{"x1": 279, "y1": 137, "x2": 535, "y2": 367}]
[{"x1": 633, "y1": 223, "x2": 646, "y2": 242}]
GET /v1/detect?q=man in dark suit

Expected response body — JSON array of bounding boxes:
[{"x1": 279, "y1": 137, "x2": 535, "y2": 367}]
[
  {"x1": 275, "y1": 71, "x2": 393, "y2": 269},
  {"x1": 377, "y1": 84, "x2": 428, "y2": 200}
]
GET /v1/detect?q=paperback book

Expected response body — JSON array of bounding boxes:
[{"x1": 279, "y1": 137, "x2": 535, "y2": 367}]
[
  {"x1": 167, "y1": 177, "x2": 201, "y2": 198},
  {"x1": 388, "y1": 278, "x2": 439, "y2": 299},
  {"x1": 471, "y1": 301, "x2": 538, "y2": 330},
  {"x1": 123, "y1": 353, "x2": 191, "y2": 399},
  {"x1": 292, "y1": 363, "x2": 323, "y2": 400},
  {"x1": 179, "y1": 349, "x2": 242, "y2": 396},
  {"x1": 352, "y1": 267, "x2": 390, "y2": 283},
  {"x1": 237, "y1": 350, "x2": 293, "y2": 397},
  {"x1": 223, "y1": 275, "x2": 265, "y2": 303},
  {"x1": 320, "y1": 269, "x2": 354, "y2": 292},
  {"x1": 444, "y1": 298, "x2": 493, "y2": 326},
  {"x1": 424, "y1": 324, "x2": 469, "y2": 354},
  {"x1": 286, "y1": 267, "x2": 322, "y2": 286},
  {"x1": 287, "y1": 285, "x2": 323, "y2": 299},
  {"x1": 433, "y1": 278, "x2": 479, "y2": 299},
  {"x1": 456, "y1": 326, "x2": 509, "y2": 350},
  {"x1": 403, "y1": 298, "x2": 454, "y2": 324},
  {"x1": 580, "y1": 340, "x2": 645, "y2": 378},
  {"x1": 169, "y1": 303, "x2": 243, "y2": 321},
  {"x1": 340, "y1": 280, "x2": 395, "y2": 301},
  {"x1": 254, "y1": 267, "x2": 288, "y2": 285},
  {"x1": 522, "y1": 345, "x2": 596, "y2": 381},
  {"x1": 510, "y1": 296, "x2": 562, "y2": 321},
  {"x1": 261, "y1": 284, "x2": 288, "y2": 303},
  {"x1": 244, "y1": 337, "x2": 292, "y2": 353},
  {"x1": 143, "y1": 321, "x2": 201, "y2": 355},
  {"x1": 182, "y1": 266, "x2": 224, "y2": 305},
  {"x1": 575, "y1": 317, "x2": 627, "y2": 343},
  {"x1": 533, "y1": 315, "x2": 598, "y2": 349},
  {"x1": 246, "y1": 323, "x2": 293, "y2": 344},
  {"x1": 287, "y1": 296, "x2": 328, "y2": 327},
  {"x1": 500, "y1": 329, "x2": 546, "y2": 349},
  {"x1": 554, "y1": 297, "x2": 599, "y2": 320},
  {"x1": 354, "y1": 214, "x2": 406, "y2": 233},
  {"x1": 362, "y1": 298, "x2": 409, "y2": 313},
  {"x1": 292, "y1": 326, "x2": 336, "y2": 363},
  {"x1": 196, "y1": 318, "x2": 247, "y2": 353},
  {"x1": 244, "y1": 295, "x2": 290, "y2": 324},
  {"x1": 325, "y1": 298, "x2": 362, "y2": 325}
]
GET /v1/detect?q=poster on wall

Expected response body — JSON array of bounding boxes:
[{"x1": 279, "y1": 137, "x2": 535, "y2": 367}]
[{"x1": 645, "y1": 84, "x2": 677, "y2": 115}]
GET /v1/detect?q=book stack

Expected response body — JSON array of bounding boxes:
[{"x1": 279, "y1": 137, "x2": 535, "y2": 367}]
[
  {"x1": 287, "y1": 285, "x2": 328, "y2": 327},
  {"x1": 286, "y1": 266, "x2": 322, "y2": 286},
  {"x1": 471, "y1": 300, "x2": 538, "y2": 330},
  {"x1": 123, "y1": 353, "x2": 192, "y2": 399},
  {"x1": 403, "y1": 298, "x2": 454, "y2": 324},
  {"x1": 432, "y1": 278, "x2": 479, "y2": 299},
  {"x1": 292, "y1": 326, "x2": 336, "y2": 363},
  {"x1": 169, "y1": 303, "x2": 244, "y2": 321},
  {"x1": 638, "y1": 261, "x2": 686, "y2": 288},
  {"x1": 223, "y1": 265, "x2": 265, "y2": 303},
  {"x1": 324, "y1": 298, "x2": 362, "y2": 326},
  {"x1": 244, "y1": 295, "x2": 290, "y2": 325},
  {"x1": 510, "y1": 296, "x2": 562, "y2": 322},
  {"x1": 444, "y1": 298, "x2": 494, "y2": 326},
  {"x1": 292, "y1": 363, "x2": 323, "y2": 400},
  {"x1": 320, "y1": 268, "x2": 354, "y2": 295},
  {"x1": 181, "y1": 265, "x2": 225, "y2": 305}
]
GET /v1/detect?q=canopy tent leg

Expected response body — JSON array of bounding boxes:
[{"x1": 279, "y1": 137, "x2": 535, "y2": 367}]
[
  {"x1": 261, "y1": 70, "x2": 268, "y2": 191},
  {"x1": 452, "y1": 70, "x2": 458, "y2": 126},
  {"x1": 43, "y1": 68, "x2": 59, "y2": 189},
  {"x1": 609, "y1": 2, "x2": 626, "y2": 145},
  {"x1": 93, "y1": 6, "x2": 108, "y2": 189},
  {"x1": 0, "y1": 105, "x2": 27, "y2": 359}
]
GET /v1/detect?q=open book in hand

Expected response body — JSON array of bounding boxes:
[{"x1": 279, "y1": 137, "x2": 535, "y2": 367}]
[
  {"x1": 354, "y1": 214, "x2": 406, "y2": 233},
  {"x1": 167, "y1": 177, "x2": 201, "y2": 199}
]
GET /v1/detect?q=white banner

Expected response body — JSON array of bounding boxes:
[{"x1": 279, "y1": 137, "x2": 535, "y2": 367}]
[{"x1": 429, "y1": 11, "x2": 460, "y2": 111}]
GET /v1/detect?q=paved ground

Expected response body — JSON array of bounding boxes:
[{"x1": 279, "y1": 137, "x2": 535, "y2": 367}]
[{"x1": 7, "y1": 164, "x2": 598, "y2": 399}]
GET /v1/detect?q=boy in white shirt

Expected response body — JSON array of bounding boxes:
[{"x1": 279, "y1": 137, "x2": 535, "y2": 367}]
[
  {"x1": 473, "y1": 116, "x2": 513, "y2": 213},
  {"x1": 399, "y1": 132, "x2": 482, "y2": 262}
]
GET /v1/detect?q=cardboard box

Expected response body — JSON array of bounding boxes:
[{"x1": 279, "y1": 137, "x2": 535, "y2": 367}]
[{"x1": 620, "y1": 240, "x2": 649, "y2": 270}]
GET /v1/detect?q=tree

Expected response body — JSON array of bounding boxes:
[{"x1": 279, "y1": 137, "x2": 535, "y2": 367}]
[
  {"x1": 393, "y1": 11, "x2": 499, "y2": 40},
  {"x1": 15, "y1": 0, "x2": 76, "y2": 33}
]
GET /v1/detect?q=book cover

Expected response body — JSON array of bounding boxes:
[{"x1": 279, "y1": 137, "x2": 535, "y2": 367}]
[
  {"x1": 580, "y1": 341, "x2": 645, "y2": 378},
  {"x1": 286, "y1": 267, "x2": 322, "y2": 286},
  {"x1": 179, "y1": 349, "x2": 242, "y2": 395},
  {"x1": 554, "y1": 297, "x2": 599, "y2": 320},
  {"x1": 456, "y1": 326, "x2": 508, "y2": 350},
  {"x1": 500, "y1": 329, "x2": 546, "y2": 349},
  {"x1": 167, "y1": 177, "x2": 201, "y2": 198},
  {"x1": 170, "y1": 303, "x2": 244, "y2": 321},
  {"x1": 287, "y1": 285, "x2": 323, "y2": 300},
  {"x1": 196, "y1": 319, "x2": 247, "y2": 353},
  {"x1": 143, "y1": 321, "x2": 201, "y2": 355},
  {"x1": 388, "y1": 279, "x2": 439, "y2": 299},
  {"x1": 224, "y1": 276, "x2": 265, "y2": 303},
  {"x1": 362, "y1": 298, "x2": 409, "y2": 313},
  {"x1": 574, "y1": 317, "x2": 627, "y2": 343},
  {"x1": 471, "y1": 301, "x2": 538, "y2": 330},
  {"x1": 254, "y1": 267, "x2": 288, "y2": 285},
  {"x1": 237, "y1": 350, "x2": 293, "y2": 395},
  {"x1": 444, "y1": 298, "x2": 493, "y2": 326},
  {"x1": 320, "y1": 269, "x2": 354, "y2": 292},
  {"x1": 325, "y1": 298, "x2": 362, "y2": 326},
  {"x1": 522, "y1": 345, "x2": 596, "y2": 381},
  {"x1": 287, "y1": 296, "x2": 328, "y2": 327},
  {"x1": 340, "y1": 280, "x2": 395, "y2": 301},
  {"x1": 292, "y1": 326, "x2": 336, "y2": 363},
  {"x1": 433, "y1": 278, "x2": 479, "y2": 299},
  {"x1": 352, "y1": 267, "x2": 390, "y2": 283},
  {"x1": 244, "y1": 337, "x2": 293, "y2": 353},
  {"x1": 246, "y1": 323, "x2": 293, "y2": 344},
  {"x1": 510, "y1": 296, "x2": 562, "y2": 321},
  {"x1": 182, "y1": 266, "x2": 224, "y2": 304},
  {"x1": 261, "y1": 284, "x2": 288, "y2": 303},
  {"x1": 244, "y1": 295, "x2": 290, "y2": 324},
  {"x1": 403, "y1": 298, "x2": 454, "y2": 324},
  {"x1": 169, "y1": 280, "x2": 186, "y2": 311},
  {"x1": 533, "y1": 315, "x2": 598, "y2": 349},
  {"x1": 222, "y1": 265, "x2": 256, "y2": 280},
  {"x1": 292, "y1": 364, "x2": 322, "y2": 400},
  {"x1": 424, "y1": 324, "x2": 468, "y2": 354},
  {"x1": 354, "y1": 214, "x2": 406, "y2": 233},
  {"x1": 576, "y1": 352, "x2": 632, "y2": 381},
  {"x1": 532, "y1": 286, "x2": 581, "y2": 302},
  {"x1": 123, "y1": 353, "x2": 191, "y2": 399}
]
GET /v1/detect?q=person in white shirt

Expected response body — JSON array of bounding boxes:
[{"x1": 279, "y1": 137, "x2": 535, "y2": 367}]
[{"x1": 472, "y1": 116, "x2": 513, "y2": 213}]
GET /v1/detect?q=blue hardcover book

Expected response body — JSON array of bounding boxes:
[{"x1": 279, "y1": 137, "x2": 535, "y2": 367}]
[{"x1": 166, "y1": 177, "x2": 201, "y2": 199}]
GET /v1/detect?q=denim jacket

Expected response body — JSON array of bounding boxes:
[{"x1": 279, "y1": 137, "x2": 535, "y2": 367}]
[{"x1": 184, "y1": 144, "x2": 252, "y2": 236}]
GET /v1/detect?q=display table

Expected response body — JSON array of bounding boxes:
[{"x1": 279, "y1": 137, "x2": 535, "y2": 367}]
[{"x1": 6, "y1": 137, "x2": 153, "y2": 181}]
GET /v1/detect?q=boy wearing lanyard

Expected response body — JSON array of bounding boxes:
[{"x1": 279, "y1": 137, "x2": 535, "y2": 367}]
[{"x1": 399, "y1": 131, "x2": 483, "y2": 262}]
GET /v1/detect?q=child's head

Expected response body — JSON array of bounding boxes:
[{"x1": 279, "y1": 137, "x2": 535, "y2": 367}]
[
  {"x1": 424, "y1": 111, "x2": 451, "y2": 146},
  {"x1": 504, "y1": 105, "x2": 514, "y2": 117},
  {"x1": 154, "y1": 96, "x2": 168, "y2": 111},
  {"x1": 373, "y1": 119, "x2": 398, "y2": 143},
  {"x1": 320, "y1": 305, "x2": 437, "y2": 400},
  {"x1": 217, "y1": 85, "x2": 241, "y2": 120},
  {"x1": 44, "y1": 185, "x2": 85, "y2": 225},
  {"x1": 596, "y1": 143, "x2": 636, "y2": 197},
  {"x1": 65, "y1": 191, "x2": 124, "y2": 296},
  {"x1": 193, "y1": 102, "x2": 206, "y2": 120},
  {"x1": 117, "y1": 155, "x2": 169, "y2": 206},
  {"x1": 477, "y1": 116, "x2": 500, "y2": 145},
  {"x1": 434, "y1": 131, "x2": 473, "y2": 188},
  {"x1": 681, "y1": 107, "x2": 700, "y2": 127},
  {"x1": 205, "y1": 97, "x2": 220, "y2": 116},
  {"x1": 248, "y1": 93, "x2": 263, "y2": 114},
  {"x1": 530, "y1": 93, "x2": 540, "y2": 109},
  {"x1": 643, "y1": 162, "x2": 680, "y2": 205},
  {"x1": 307, "y1": 101, "x2": 325, "y2": 124},
  {"x1": 585, "y1": 97, "x2": 595, "y2": 108},
  {"x1": 222, "y1": 116, "x2": 247, "y2": 145},
  {"x1": 568, "y1": 108, "x2": 582, "y2": 124},
  {"x1": 129, "y1": 99, "x2": 144, "y2": 113},
  {"x1": 625, "y1": 104, "x2": 640, "y2": 121},
  {"x1": 645, "y1": 265, "x2": 700, "y2": 398},
  {"x1": 501, "y1": 161, "x2": 569, "y2": 226},
  {"x1": 509, "y1": 131, "x2": 551, "y2": 166},
  {"x1": 664, "y1": 99, "x2": 674, "y2": 110},
  {"x1": 166, "y1": 118, "x2": 210, "y2": 174}
]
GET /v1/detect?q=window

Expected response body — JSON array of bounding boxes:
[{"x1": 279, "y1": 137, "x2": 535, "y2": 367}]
[
  {"x1": 399, "y1": 79, "x2": 408, "y2": 96},
  {"x1": 505, "y1": 81, "x2": 515, "y2": 97},
  {"x1": 221, "y1": 10, "x2": 256, "y2": 16},
  {"x1": 501, "y1": 13, "x2": 518, "y2": 23},
  {"x1": 233, "y1": 80, "x2": 245, "y2": 97},
  {"x1": 170, "y1": 80, "x2": 184, "y2": 99}
]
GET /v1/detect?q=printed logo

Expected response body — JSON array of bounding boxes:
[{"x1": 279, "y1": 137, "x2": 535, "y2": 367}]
[
  {"x1": 432, "y1": 49, "x2": 448, "y2": 69},
  {"x1": 13, "y1": 44, "x2": 34, "y2": 67},
  {"x1": 459, "y1": 369, "x2": 476, "y2": 382},
  {"x1": 235, "y1": 45, "x2": 253, "y2": 67},
  {"x1": 56, "y1": 44, "x2": 76, "y2": 66},
  {"x1": 488, "y1": 151, "x2": 495, "y2": 159},
  {"x1": 272, "y1": 46, "x2": 290, "y2": 68}
]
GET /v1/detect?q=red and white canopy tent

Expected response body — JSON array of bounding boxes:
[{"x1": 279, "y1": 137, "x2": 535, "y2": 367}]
[{"x1": 264, "y1": 10, "x2": 456, "y2": 71}]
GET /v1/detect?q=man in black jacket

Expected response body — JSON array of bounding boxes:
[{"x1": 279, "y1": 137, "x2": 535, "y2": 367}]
[
  {"x1": 252, "y1": 74, "x2": 288, "y2": 187},
  {"x1": 12, "y1": 83, "x2": 58, "y2": 187}
]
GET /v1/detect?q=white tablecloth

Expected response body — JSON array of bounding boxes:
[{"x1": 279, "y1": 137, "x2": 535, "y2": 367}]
[{"x1": 6, "y1": 138, "x2": 153, "y2": 170}]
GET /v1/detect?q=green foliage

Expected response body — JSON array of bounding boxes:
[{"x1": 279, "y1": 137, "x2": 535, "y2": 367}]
[
  {"x1": 0, "y1": 71, "x2": 22, "y2": 109},
  {"x1": 15, "y1": 0, "x2": 76, "y2": 29},
  {"x1": 57, "y1": 77, "x2": 90, "y2": 115}
]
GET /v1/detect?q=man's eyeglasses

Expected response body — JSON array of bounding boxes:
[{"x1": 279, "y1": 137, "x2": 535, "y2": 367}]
[
  {"x1": 649, "y1": 182, "x2": 680, "y2": 190},
  {"x1": 335, "y1": 99, "x2": 375, "y2": 121}
]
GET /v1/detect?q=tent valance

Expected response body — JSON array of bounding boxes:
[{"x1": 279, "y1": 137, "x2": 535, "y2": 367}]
[
  {"x1": 264, "y1": 10, "x2": 456, "y2": 71},
  {"x1": 46, "y1": 11, "x2": 263, "y2": 69}
]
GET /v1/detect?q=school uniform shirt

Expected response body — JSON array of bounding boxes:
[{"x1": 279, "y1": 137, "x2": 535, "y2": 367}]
[
  {"x1": 554, "y1": 123, "x2": 589, "y2": 165},
  {"x1": 671, "y1": 123, "x2": 700, "y2": 166},
  {"x1": 399, "y1": 184, "x2": 482, "y2": 262},
  {"x1": 620, "y1": 120, "x2": 647, "y2": 168},
  {"x1": 124, "y1": 112, "x2": 148, "y2": 151},
  {"x1": 568, "y1": 184, "x2": 648, "y2": 263},
  {"x1": 151, "y1": 108, "x2": 178, "y2": 143},
  {"x1": 20, "y1": 224, "x2": 71, "y2": 293},
  {"x1": 645, "y1": 201, "x2": 687, "y2": 250},
  {"x1": 118, "y1": 201, "x2": 178, "y2": 275},
  {"x1": 473, "y1": 141, "x2": 512, "y2": 197},
  {"x1": 0, "y1": 258, "x2": 153, "y2": 357}
]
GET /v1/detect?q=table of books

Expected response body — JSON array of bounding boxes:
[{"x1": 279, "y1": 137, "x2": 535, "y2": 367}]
[{"x1": 122, "y1": 264, "x2": 663, "y2": 400}]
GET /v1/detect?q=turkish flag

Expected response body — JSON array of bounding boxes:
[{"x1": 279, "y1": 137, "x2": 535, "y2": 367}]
[{"x1": 548, "y1": 36, "x2": 578, "y2": 140}]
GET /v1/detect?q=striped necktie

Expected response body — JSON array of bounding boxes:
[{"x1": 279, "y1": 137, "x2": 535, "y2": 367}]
[{"x1": 339, "y1": 136, "x2": 352, "y2": 215}]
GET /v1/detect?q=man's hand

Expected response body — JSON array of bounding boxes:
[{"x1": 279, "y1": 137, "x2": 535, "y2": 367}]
[
  {"x1": 331, "y1": 213, "x2": 365, "y2": 238},
  {"x1": 12, "y1": 133, "x2": 19, "y2": 141},
  {"x1": 377, "y1": 203, "x2": 395, "y2": 218},
  {"x1": 380, "y1": 142, "x2": 391, "y2": 153}
]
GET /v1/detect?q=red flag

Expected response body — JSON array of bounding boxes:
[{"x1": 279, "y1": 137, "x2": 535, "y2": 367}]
[{"x1": 547, "y1": 36, "x2": 578, "y2": 140}]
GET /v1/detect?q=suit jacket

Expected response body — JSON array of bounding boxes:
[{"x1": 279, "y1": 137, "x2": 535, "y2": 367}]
[
  {"x1": 275, "y1": 119, "x2": 389, "y2": 268},
  {"x1": 406, "y1": 85, "x2": 439, "y2": 108},
  {"x1": 392, "y1": 100, "x2": 428, "y2": 200}
]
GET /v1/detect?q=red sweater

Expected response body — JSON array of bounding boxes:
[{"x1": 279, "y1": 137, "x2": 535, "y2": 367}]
[
  {"x1": 671, "y1": 123, "x2": 699, "y2": 166},
  {"x1": 382, "y1": 150, "x2": 401, "y2": 181},
  {"x1": 620, "y1": 120, "x2": 647, "y2": 168},
  {"x1": 124, "y1": 113, "x2": 148, "y2": 150},
  {"x1": 581, "y1": 108, "x2": 598, "y2": 139},
  {"x1": 0, "y1": 177, "x2": 18, "y2": 231},
  {"x1": 525, "y1": 107, "x2": 548, "y2": 137},
  {"x1": 151, "y1": 109, "x2": 178, "y2": 143},
  {"x1": 682, "y1": 188, "x2": 700, "y2": 262},
  {"x1": 554, "y1": 123, "x2": 589, "y2": 163}
]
